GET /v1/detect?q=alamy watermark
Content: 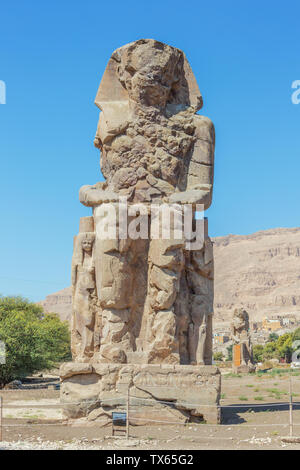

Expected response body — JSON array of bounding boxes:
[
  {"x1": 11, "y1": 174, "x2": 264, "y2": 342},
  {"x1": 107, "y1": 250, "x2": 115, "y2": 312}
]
[
  {"x1": 0, "y1": 80, "x2": 6, "y2": 104},
  {"x1": 94, "y1": 199, "x2": 206, "y2": 251},
  {"x1": 291, "y1": 80, "x2": 300, "y2": 104}
]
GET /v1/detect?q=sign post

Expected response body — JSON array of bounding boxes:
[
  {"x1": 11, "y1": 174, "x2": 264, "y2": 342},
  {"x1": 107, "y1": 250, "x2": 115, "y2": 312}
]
[
  {"x1": 289, "y1": 375, "x2": 293, "y2": 437},
  {"x1": 126, "y1": 387, "x2": 130, "y2": 440}
]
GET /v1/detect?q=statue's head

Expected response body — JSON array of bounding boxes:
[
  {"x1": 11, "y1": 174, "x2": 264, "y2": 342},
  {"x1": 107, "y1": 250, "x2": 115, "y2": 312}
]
[
  {"x1": 233, "y1": 308, "x2": 249, "y2": 329},
  {"x1": 81, "y1": 234, "x2": 94, "y2": 253},
  {"x1": 117, "y1": 40, "x2": 184, "y2": 108},
  {"x1": 95, "y1": 39, "x2": 203, "y2": 114},
  {"x1": 73, "y1": 232, "x2": 95, "y2": 264}
]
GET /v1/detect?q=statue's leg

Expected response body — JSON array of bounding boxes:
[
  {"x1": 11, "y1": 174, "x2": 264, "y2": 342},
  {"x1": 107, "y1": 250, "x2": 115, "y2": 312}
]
[
  {"x1": 145, "y1": 208, "x2": 185, "y2": 364},
  {"x1": 241, "y1": 342, "x2": 248, "y2": 365},
  {"x1": 82, "y1": 295, "x2": 97, "y2": 359},
  {"x1": 71, "y1": 307, "x2": 79, "y2": 360},
  {"x1": 175, "y1": 269, "x2": 191, "y2": 364},
  {"x1": 187, "y1": 235, "x2": 214, "y2": 365},
  {"x1": 94, "y1": 204, "x2": 136, "y2": 363},
  {"x1": 96, "y1": 239, "x2": 134, "y2": 363},
  {"x1": 204, "y1": 313, "x2": 213, "y2": 364},
  {"x1": 72, "y1": 288, "x2": 95, "y2": 362},
  {"x1": 81, "y1": 319, "x2": 95, "y2": 358},
  {"x1": 188, "y1": 312, "x2": 206, "y2": 365}
]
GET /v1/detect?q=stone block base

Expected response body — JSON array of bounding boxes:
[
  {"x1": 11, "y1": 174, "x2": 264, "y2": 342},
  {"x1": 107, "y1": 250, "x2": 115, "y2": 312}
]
[
  {"x1": 233, "y1": 364, "x2": 256, "y2": 374},
  {"x1": 60, "y1": 363, "x2": 221, "y2": 425}
]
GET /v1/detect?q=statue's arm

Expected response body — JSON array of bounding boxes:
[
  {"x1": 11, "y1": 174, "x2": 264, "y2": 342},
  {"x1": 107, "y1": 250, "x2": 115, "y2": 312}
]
[
  {"x1": 79, "y1": 183, "x2": 119, "y2": 207},
  {"x1": 232, "y1": 333, "x2": 240, "y2": 343},
  {"x1": 168, "y1": 115, "x2": 215, "y2": 210},
  {"x1": 71, "y1": 263, "x2": 77, "y2": 290},
  {"x1": 80, "y1": 106, "x2": 129, "y2": 207},
  {"x1": 231, "y1": 323, "x2": 239, "y2": 343}
]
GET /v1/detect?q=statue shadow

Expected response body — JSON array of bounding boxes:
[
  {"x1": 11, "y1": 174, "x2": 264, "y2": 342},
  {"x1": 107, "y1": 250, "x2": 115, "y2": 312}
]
[{"x1": 221, "y1": 401, "x2": 300, "y2": 425}]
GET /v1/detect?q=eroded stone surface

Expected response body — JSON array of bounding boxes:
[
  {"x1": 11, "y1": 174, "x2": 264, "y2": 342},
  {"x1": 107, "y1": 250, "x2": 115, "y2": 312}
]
[{"x1": 60, "y1": 363, "x2": 221, "y2": 424}]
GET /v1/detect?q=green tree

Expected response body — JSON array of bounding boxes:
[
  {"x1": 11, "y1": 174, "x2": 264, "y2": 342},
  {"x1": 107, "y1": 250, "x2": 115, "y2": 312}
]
[
  {"x1": 213, "y1": 351, "x2": 224, "y2": 362},
  {"x1": 253, "y1": 344, "x2": 264, "y2": 363},
  {"x1": 226, "y1": 345, "x2": 233, "y2": 361},
  {"x1": 262, "y1": 341, "x2": 277, "y2": 360},
  {"x1": 268, "y1": 333, "x2": 279, "y2": 342},
  {"x1": 0, "y1": 296, "x2": 71, "y2": 387},
  {"x1": 276, "y1": 334, "x2": 293, "y2": 362},
  {"x1": 292, "y1": 327, "x2": 300, "y2": 341},
  {"x1": 276, "y1": 333, "x2": 290, "y2": 348}
]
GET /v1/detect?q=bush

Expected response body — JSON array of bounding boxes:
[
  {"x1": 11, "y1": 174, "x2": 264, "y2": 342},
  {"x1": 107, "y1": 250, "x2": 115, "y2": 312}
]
[
  {"x1": 268, "y1": 333, "x2": 279, "y2": 342},
  {"x1": 213, "y1": 351, "x2": 224, "y2": 362},
  {"x1": 262, "y1": 341, "x2": 277, "y2": 360},
  {"x1": 226, "y1": 345, "x2": 233, "y2": 361},
  {"x1": 253, "y1": 344, "x2": 264, "y2": 363},
  {"x1": 253, "y1": 330, "x2": 298, "y2": 364},
  {"x1": 292, "y1": 327, "x2": 300, "y2": 341},
  {"x1": 276, "y1": 333, "x2": 293, "y2": 362},
  {"x1": 0, "y1": 296, "x2": 71, "y2": 387}
]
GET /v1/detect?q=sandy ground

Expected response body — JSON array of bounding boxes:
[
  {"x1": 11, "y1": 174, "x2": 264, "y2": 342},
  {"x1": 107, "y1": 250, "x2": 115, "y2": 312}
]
[{"x1": 1, "y1": 370, "x2": 300, "y2": 450}]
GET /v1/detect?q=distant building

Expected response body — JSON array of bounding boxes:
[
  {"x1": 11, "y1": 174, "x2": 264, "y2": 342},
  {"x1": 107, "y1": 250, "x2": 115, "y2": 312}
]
[
  {"x1": 213, "y1": 334, "x2": 230, "y2": 345},
  {"x1": 251, "y1": 321, "x2": 262, "y2": 331},
  {"x1": 262, "y1": 317, "x2": 282, "y2": 332},
  {"x1": 282, "y1": 316, "x2": 297, "y2": 327}
]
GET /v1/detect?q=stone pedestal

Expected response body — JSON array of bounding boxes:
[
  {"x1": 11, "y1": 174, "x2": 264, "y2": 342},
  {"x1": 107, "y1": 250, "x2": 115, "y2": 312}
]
[
  {"x1": 233, "y1": 364, "x2": 256, "y2": 374},
  {"x1": 60, "y1": 363, "x2": 221, "y2": 425}
]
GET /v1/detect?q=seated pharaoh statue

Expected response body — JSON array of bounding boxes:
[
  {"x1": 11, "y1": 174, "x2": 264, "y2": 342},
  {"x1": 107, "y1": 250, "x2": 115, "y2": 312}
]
[
  {"x1": 71, "y1": 39, "x2": 215, "y2": 366},
  {"x1": 61, "y1": 39, "x2": 221, "y2": 426}
]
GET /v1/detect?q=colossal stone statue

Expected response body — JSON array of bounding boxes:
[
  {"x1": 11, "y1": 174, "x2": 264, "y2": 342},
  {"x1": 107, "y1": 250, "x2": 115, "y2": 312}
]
[
  {"x1": 61, "y1": 39, "x2": 220, "y2": 424},
  {"x1": 231, "y1": 308, "x2": 255, "y2": 373},
  {"x1": 77, "y1": 39, "x2": 214, "y2": 365}
]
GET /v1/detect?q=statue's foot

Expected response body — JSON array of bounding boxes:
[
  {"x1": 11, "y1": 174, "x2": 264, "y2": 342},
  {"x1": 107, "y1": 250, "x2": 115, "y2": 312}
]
[
  {"x1": 147, "y1": 350, "x2": 179, "y2": 365},
  {"x1": 99, "y1": 344, "x2": 127, "y2": 364},
  {"x1": 75, "y1": 356, "x2": 91, "y2": 363}
]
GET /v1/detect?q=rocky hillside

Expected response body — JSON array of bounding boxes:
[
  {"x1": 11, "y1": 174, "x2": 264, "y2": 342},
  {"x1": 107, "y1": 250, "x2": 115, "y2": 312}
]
[
  {"x1": 39, "y1": 287, "x2": 72, "y2": 323},
  {"x1": 213, "y1": 227, "x2": 300, "y2": 325},
  {"x1": 40, "y1": 227, "x2": 300, "y2": 326}
]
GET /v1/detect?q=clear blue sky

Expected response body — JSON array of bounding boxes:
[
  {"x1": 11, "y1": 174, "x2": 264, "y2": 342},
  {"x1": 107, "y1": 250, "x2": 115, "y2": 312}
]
[{"x1": 0, "y1": 0, "x2": 299, "y2": 301}]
